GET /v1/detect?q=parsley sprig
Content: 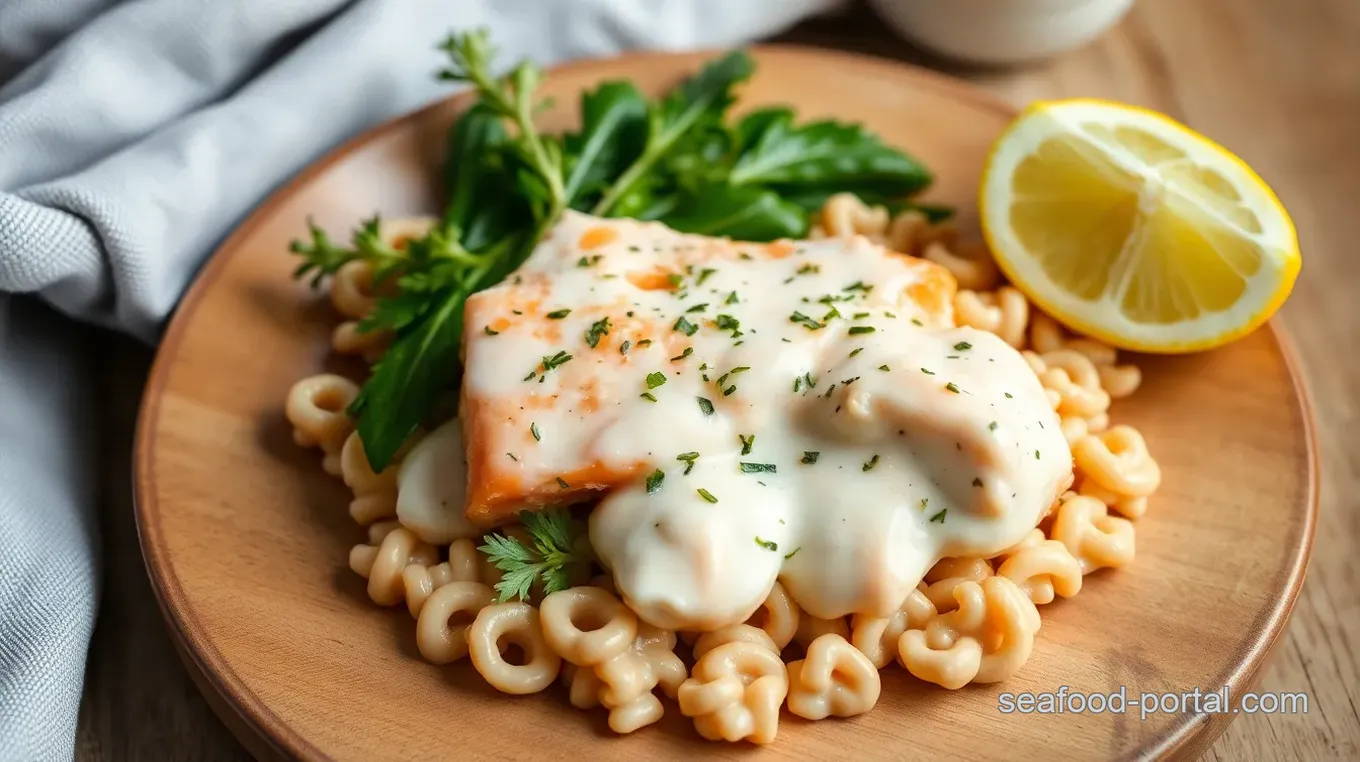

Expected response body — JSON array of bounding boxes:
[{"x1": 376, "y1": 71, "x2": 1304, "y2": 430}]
[{"x1": 477, "y1": 509, "x2": 592, "y2": 602}]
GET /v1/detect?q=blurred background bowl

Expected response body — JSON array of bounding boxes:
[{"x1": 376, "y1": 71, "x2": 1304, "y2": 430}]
[{"x1": 867, "y1": 0, "x2": 1137, "y2": 66}]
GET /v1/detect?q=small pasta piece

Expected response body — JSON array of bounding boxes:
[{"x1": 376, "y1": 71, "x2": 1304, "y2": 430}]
[
  {"x1": 786, "y1": 634, "x2": 881, "y2": 720},
  {"x1": 921, "y1": 556, "x2": 993, "y2": 613},
  {"x1": 996, "y1": 540, "x2": 1083, "y2": 631},
  {"x1": 850, "y1": 588, "x2": 936, "y2": 669},
  {"x1": 793, "y1": 614, "x2": 850, "y2": 650},
  {"x1": 539, "y1": 587, "x2": 638, "y2": 666},
  {"x1": 331, "y1": 320, "x2": 392, "y2": 364},
  {"x1": 402, "y1": 561, "x2": 455, "y2": 617},
  {"x1": 340, "y1": 431, "x2": 399, "y2": 525},
  {"x1": 921, "y1": 240, "x2": 1001, "y2": 292},
  {"x1": 330, "y1": 260, "x2": 378, "y2": 320},
  {"x1": 560, "y1": 664, "x2": 604, "y2": 709},
  {"x1": 1078, "y1": 477, "x2": 1150, "y2": 520},
  {"x1": 1050, "y1": 495, "x2": 1136, "y2": 574},
  {"x1": 897, "y1": 576, "x2": 1039, "y2": 689},
  {"x1": 744, "y1": 581, "x2": 800, "y2": 650},
  {"x1": 1097, "y1": 363, "x2": 1143, "y2": 399},
  {"x1": 991, "y1": 528, "x2": 1047, "y2": 563},
  {"x1": 1060, "y1": 415, "x2": 1090, "y2": 445},
  {"x1": 1029, "y1": 312, "x2": 1067, "y2": 354},
  {"x1": 1038, "y1": 350, "x2": 1112, "y2": 419},
  {"x1": 1073, "y1": 426, "x2": 1161, "y2": 497},
  {"x1": 883, "y1": 209, "x2": 931, "y2": 253},
  {"x1": 693, "y1": 624, "x2": 780, "y2": 661},
  {"x1": 677, "y1": 641, "x2": 788, "y2": 745},
  {"x1": 541, "y1": 587, "x2": 685, "y2": 734},
  {"x1": 468, "y1": 602, "x2": 562, "y2": 695},
  {"x1": 349, "y1": 526, "x2": 438, "y2": 607},
  {"x1": 595, "y1": 623, "x2": 689, "y2": 734},
  {"x1": 1066, "y1": 337, "x2": 1118, "y2": 367},
  {"x1": 953, "y1": 287, "x2": 1029, "y2": 348},
  {"x1": 817, "y1": 193, "x2": 889, "y2": 240},
  {"x1": 285, "y1": 374, "x2": 358, "y2": 476},
  {"x1": 415, "y1": 581, "x2": 496, "y2": 664}
]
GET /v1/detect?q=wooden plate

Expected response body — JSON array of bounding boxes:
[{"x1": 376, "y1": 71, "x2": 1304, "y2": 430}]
[{"x1": 134, "y1": 46, "x2": 1317, "y2": 761}]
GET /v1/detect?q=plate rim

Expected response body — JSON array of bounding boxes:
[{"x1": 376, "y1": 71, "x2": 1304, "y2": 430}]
[{"x1": 131, "y1": 43, "x2": 1321, "y2": 762}]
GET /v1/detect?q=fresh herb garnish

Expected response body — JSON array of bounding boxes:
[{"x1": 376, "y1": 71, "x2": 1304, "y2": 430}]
[
  {"x1": 738, "y1": 434, "x2": 755, "y2": 455},
  {"x1": 801, "y1": 451, "x2": 820, "y2": 464},
  {"x1": 676, "y1": 452, "x2": 700, "y2": 474},
  {"x1": 696, "y1": 488, "x2": 718, "y2": 503},
  {"x1": 619, "y1": 340, "x2": 632, "y2": 355},
  {"x1": 740, "y1": 462, "x2": 776, "y2": 473},
  {"x1": 530, "y1": 422, "x2": 542, "y2": 441},
  {"x1": 754, "y1": 537, "x2": 778, "y2": 552},
  {"x1": 671, "y1": 347, "x2": 694, "y2": 362},
  {"x1": 954, "y1": 341, "x2": 972, "y2": 351},
  {"x1": 477, "y1": 509, "x2": 592, "y2": 602},
  {"x1": 673, "y1": 316, "x2": 699, "y2": 336},
  {"x1": 945, "y1": 382, "x2": 960, "y2": 393},
  {"x1": 645, "y1": 468, "x2": 665, "y2": 493},
  {"x1": 484, "y1": 325, "x2": 500, "y2": 335},
  {"x1": 862, "y1": 454, "x2": 880, "y2": 471},
  {"x1": 541, "y1": 350, "x2": 573, "y2": 372},
  {"x1": 645, "y1": 371, "x2": 667, "y2": 389},
  {"x1": 585, "y1": 316, "x2": 611, "y2": 348},
  {"x1": 640, "y1": 391, "x2": 658, "y2": 401},
  {"x1": 783, "y1": 547, "x2": 801, "y2": 560},
  {"x1": 929, "y1": 509, "x2": 947, "y2": 523},
  {"x1": 697, "y1": 397, "x2": 715, "y2": 416},
  {"x1": 789, "y1": 311, "x2": 824, "y2": 330},
  {"x1": 546, "y1": 308, "x2": 571, "y2": 319},
  {"x1": 848, "y1": 326, "x2": 875, "y2": 335},
  {"x1": 878, "y1": 364, "x2": 890, "y2": 371}
]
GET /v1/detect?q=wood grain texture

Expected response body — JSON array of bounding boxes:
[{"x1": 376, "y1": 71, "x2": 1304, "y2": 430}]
[{"x1": 77, "y1": 0, "x2": 1359, "y2": 759}]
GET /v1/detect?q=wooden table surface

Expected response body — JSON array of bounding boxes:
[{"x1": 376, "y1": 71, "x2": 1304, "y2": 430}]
[{"x1": 75, "y1": 0, "x2": 1359, "y2": 759}]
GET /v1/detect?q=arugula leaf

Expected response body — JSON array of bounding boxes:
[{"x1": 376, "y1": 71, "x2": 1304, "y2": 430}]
[
  {"x1": 728, "y1": 107, "x2": 933, "y2": 207},
  {"x1": 661, "y1": 183, "x2": 807, "y2": 240},
  {"x1": 591, "y1": 50, "x2": 754, "y2": 216},
  {"x1": 562, "y1": 81, "x2": 648, "y2": 207}
]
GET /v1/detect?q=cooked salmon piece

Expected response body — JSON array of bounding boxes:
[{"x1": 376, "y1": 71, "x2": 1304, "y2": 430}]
[{"x1": 457, "y1": 211, "x2": 957, "y2": 527}]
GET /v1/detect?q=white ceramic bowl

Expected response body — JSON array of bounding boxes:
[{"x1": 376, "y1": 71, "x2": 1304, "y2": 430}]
[{"x1": 867, "y1": 0, "x2": 1136, "y2": 66}]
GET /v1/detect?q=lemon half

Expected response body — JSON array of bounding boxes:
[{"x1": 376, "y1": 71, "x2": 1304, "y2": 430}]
[{"x1": 980, "y1": 99, "x2": 1300, "y2": 353}]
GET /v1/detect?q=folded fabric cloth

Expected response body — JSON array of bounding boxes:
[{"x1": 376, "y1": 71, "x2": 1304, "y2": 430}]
[{"x1": 0, "y1": 1, "x2": 839, "y2": 758}]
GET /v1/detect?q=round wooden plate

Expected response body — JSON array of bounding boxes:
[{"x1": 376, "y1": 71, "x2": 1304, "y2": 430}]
[{"x1": 134, "y1": 46, "x2": 1317, "y2": 762}]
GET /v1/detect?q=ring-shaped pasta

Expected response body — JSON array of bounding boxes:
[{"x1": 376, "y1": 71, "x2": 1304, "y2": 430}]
[
  {"x1": 415, "y1": 581, "x2": 496, "y2": 664},
  {"x1": 468, "y1": 602, "x2": 562, "y2": 695},
  {"x1": 539, "y1": 587, "x2": 639, "y2": 666},
  {"x1": 330, "y1": 260, "x2": 378, "y2": 319},
  {"x1": 285, "y1": 374, "x2": 358, "y2": 459}
]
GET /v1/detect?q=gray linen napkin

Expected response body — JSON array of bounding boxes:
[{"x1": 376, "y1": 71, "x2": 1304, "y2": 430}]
[{"x1": 0, "y1": 1, "x2": 837, "y2": 758}]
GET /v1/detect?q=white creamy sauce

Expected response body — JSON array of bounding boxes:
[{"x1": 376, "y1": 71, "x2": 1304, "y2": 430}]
[
  {"x1": 411, "y1": 211, "x2": 1072, "y2": 631},
  {"x1": 396, "y1": 420, "x2": 481, "y2": 543}
]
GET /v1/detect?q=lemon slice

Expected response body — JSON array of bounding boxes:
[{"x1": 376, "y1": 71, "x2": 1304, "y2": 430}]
[{"x1": 979, "y1": 99, "x2": 1300, "y2": 353}]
